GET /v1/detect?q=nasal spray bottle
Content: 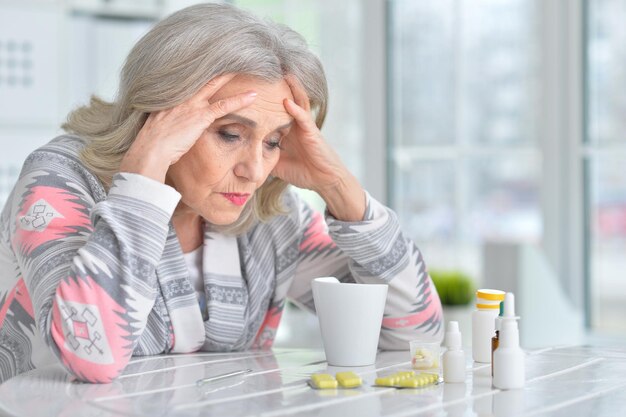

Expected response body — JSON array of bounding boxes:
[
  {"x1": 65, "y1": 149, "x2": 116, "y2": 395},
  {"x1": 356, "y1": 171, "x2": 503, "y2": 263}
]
[
  {"x1": 493, "y1": 292, "x2": 525, "y2": 389},
  {"x1": 443, "y1": 321, "x2": 465, "y2": 383}
]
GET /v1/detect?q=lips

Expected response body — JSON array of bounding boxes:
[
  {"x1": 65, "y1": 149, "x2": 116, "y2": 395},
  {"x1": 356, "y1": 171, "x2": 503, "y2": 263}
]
[{"x1": 220, "y1": 193, "x2": 250, "y2": 206}]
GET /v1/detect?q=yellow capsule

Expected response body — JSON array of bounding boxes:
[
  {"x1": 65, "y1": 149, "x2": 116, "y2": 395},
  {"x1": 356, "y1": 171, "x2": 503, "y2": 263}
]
[
  {"x1": 422, "y1": 372, "x2": 439, "y2": 384},
  {"x1": 310, "y1": 373, "x2": 338, "y2": 389},
  {"x1": 395, "y1": 371, "x2": 415, "y2": 379},
  {"x1": 375, "y1": 376, "x2": 397, "y2": 386},
  {"x1": 397, "y1": 377, "x2": 420, "y2": 388},
  {"x1": 335, "y1": 371, "x2": 362, "y2": 388}
]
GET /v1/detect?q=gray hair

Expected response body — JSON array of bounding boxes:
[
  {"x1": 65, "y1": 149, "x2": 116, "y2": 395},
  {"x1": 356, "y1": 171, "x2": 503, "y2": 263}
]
[{"x1": 63, "y1": 2, "x2": 328, "y2": 234}]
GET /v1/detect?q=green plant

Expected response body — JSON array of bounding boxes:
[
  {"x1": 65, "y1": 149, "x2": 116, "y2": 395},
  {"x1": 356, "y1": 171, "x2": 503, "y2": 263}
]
[{"x1": 429, "y1": 269, "x2": 475, "y2": 306}]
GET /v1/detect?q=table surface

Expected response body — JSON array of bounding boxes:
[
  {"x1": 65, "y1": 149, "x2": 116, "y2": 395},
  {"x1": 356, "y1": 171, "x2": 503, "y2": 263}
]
[{"x1": 0, "y1": 345, "x2": 625, "y2": 417}]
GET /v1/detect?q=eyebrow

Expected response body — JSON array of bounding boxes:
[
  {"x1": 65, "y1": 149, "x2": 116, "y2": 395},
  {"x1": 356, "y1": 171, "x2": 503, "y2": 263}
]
[{"x1": 218, "y1": 113, "x2": 293, "y2": 131}]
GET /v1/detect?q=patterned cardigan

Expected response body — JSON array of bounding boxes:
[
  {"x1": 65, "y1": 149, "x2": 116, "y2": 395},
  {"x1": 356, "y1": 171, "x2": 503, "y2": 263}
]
[{"x1": 0, "y1": 135, "x2": 443, "y2": 383}]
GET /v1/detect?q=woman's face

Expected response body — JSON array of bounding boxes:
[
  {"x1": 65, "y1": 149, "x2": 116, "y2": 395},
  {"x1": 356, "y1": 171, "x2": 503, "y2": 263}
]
[{"x1": 166, "y1": 75, "x2": 294, "y2": 225}]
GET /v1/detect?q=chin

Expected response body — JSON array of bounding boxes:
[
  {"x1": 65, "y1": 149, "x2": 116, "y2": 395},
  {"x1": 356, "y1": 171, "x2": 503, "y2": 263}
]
[{"x1": 201, "y1": 208, "x2": 246, "y2": 227}]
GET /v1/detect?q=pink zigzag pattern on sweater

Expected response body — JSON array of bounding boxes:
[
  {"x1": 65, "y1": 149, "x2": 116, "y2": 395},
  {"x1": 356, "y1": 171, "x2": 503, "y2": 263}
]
[
  {"x1": 382, "y1": 286, "x2": 442, "y2": 329},
  {"x1": 0, "y1": 278, "x2": 34, "y2": 328},
  {"x1": 299, "y1": 211, "x2": 336, "y2": 253},
  {"x1": 14, "y1": 185, "x2": 92, "y2": 256},
  {"x1": 51, "y1": 275, "x2": 131, "y2": 383},
  {"x1": 253, "y1": 306, "x2": 284, "y2": 349}
]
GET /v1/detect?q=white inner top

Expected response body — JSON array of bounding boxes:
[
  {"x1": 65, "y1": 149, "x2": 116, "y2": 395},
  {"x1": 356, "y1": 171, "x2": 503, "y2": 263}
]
[{"x1": 183, "y1": 245, "x2": 207, "y2": 320}]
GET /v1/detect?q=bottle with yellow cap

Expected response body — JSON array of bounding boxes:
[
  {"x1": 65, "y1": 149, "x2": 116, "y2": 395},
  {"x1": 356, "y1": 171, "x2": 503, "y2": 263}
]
[{"x1": 471, "y1": 289, "x2": 505, "y2": 363}]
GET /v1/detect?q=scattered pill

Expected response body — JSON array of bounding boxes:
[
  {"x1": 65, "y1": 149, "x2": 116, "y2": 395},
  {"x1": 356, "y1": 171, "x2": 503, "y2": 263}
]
[
  {"x1": 335, "y1": 371, "x2": 362, "y2": 388},
  {"x1": 310, "y1": 373, "x2": 338, "y2": 389}
]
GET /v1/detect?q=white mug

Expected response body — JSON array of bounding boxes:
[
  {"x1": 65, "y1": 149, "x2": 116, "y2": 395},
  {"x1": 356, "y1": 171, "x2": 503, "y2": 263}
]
[{"x1": 312, "y1": 277, "x2": 388, "y2": 367}]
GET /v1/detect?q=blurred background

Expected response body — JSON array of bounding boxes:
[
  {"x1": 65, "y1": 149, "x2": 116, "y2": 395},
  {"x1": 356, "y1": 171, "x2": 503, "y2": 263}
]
[{"x1": 0, "y1": 0, "x2": 624, "y2": 349}]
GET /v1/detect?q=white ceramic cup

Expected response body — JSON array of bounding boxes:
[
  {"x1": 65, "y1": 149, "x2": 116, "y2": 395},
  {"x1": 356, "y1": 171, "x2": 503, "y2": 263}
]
[{"x1": 312, "y1": 277, "x2": 388, "y2": 367}]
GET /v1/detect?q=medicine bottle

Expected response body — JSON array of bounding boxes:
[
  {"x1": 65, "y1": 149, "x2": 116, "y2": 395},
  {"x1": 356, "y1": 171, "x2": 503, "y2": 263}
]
[
  {"x1": 471, "y1": 289, "x2": 505, "y2": 363},
  {"x1": 491, "y1": 301, "x2": 504, "y2": 376},
  {"x1": 443, "y1": 321, "x2": 465, "y2": 383},
  {"x1": 493, "y1": 292, "x2": 525, "y2": 389}
]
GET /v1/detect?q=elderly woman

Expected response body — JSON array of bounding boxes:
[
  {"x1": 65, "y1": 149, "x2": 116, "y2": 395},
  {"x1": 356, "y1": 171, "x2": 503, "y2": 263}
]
[{"x1": 0, "y1": 3, "x2": 442, "y2": 383}]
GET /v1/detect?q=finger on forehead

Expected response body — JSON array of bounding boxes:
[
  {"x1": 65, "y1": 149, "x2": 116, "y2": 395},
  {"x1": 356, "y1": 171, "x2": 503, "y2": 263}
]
[
  {"x1": 284, "y1": 98, "x2": 316, "y2": 131},
  {"x1": 208, "y1": 91, "x2": 257, "y2": 120},
  {"x1": 284, "y1": 75, "x2": 311, "y2": 112},
  {"x1": 194, "y1": 73, "x2": 238, "y2": 102}
]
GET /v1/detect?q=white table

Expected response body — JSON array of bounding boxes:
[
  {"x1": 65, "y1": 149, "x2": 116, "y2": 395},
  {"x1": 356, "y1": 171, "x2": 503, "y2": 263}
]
[{"x1": 0, "y1": 345, "x2": 625, "y2": 416}]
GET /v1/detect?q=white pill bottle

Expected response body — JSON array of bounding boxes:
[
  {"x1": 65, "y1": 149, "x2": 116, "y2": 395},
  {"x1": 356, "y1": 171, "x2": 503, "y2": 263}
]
[{"x1": 471, "y1": 289, "x2": 505, "y2": 363}]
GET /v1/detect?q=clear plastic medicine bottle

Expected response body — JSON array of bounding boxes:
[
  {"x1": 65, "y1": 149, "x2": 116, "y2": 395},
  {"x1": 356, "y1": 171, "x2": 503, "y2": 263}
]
[{"x1": 471, "y1": 289, "x2": 505, "y2": 363}]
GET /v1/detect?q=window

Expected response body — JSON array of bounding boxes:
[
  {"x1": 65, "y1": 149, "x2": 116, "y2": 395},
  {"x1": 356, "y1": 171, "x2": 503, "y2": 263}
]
[
  {"x1": 585, "y1": 0, "x2": 626, "y2": 335},
  {"x1": 387, "y1": 0, "x2": 543, "y2": 279}
]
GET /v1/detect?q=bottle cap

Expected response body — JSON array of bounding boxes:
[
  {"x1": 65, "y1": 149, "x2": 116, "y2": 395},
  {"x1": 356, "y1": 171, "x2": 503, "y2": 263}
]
[
  {"x1": 445, "y1": 321, "x2": 462, "y2": 349},
  {"x1": 476, "y1": 289, "x2": 505, "y2": 309},
  {"x1": 476, "y1": 289, "x2": 506, "y2": 301}
]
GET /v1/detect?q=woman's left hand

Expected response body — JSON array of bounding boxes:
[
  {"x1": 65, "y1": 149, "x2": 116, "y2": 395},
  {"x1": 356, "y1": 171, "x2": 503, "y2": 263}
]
[{"x1": 271, "y1": 76, "x2": 366, "y2": 221}]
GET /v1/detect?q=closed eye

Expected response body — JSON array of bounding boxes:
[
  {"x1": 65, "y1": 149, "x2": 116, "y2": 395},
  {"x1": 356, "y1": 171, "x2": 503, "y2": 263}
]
[
  {"x1": 218, "y1": 131, "x2": 240, "y2": 142},
  {"x1": 265, "y1": 137, "x2": 282, "y2": 151}
]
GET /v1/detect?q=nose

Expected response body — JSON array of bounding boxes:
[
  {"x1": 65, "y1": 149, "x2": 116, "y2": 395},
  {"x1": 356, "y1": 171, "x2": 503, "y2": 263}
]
[{"x1": 234, "y1": 142, "x2": 264, "y2": 183}]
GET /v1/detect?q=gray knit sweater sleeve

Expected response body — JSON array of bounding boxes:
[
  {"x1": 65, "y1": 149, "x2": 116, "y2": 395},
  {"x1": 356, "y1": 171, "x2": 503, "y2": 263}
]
[{"x1": 3, "y1": 139, "x2": 179, "y2": 383}]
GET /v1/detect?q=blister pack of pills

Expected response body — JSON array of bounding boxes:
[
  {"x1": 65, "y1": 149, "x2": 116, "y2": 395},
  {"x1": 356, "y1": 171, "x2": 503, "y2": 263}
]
[
  {"x1": 374, "y1": 371, "x2": 440, "y2": 388},
  {"x1": 308, "y1": 370, "x2": 440, "y2": 390}
]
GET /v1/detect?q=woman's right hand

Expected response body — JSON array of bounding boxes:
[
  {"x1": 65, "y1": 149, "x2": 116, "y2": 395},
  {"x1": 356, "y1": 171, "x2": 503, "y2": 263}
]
[{"x1": 119, "y1": 74, "x2": 257, "y2": 183}]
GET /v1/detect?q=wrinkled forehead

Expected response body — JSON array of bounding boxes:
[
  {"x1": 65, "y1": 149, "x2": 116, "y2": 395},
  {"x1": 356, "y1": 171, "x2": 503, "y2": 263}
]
[{"x1": 211, "y1": 75, "x2": 295, "y2": 119}]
